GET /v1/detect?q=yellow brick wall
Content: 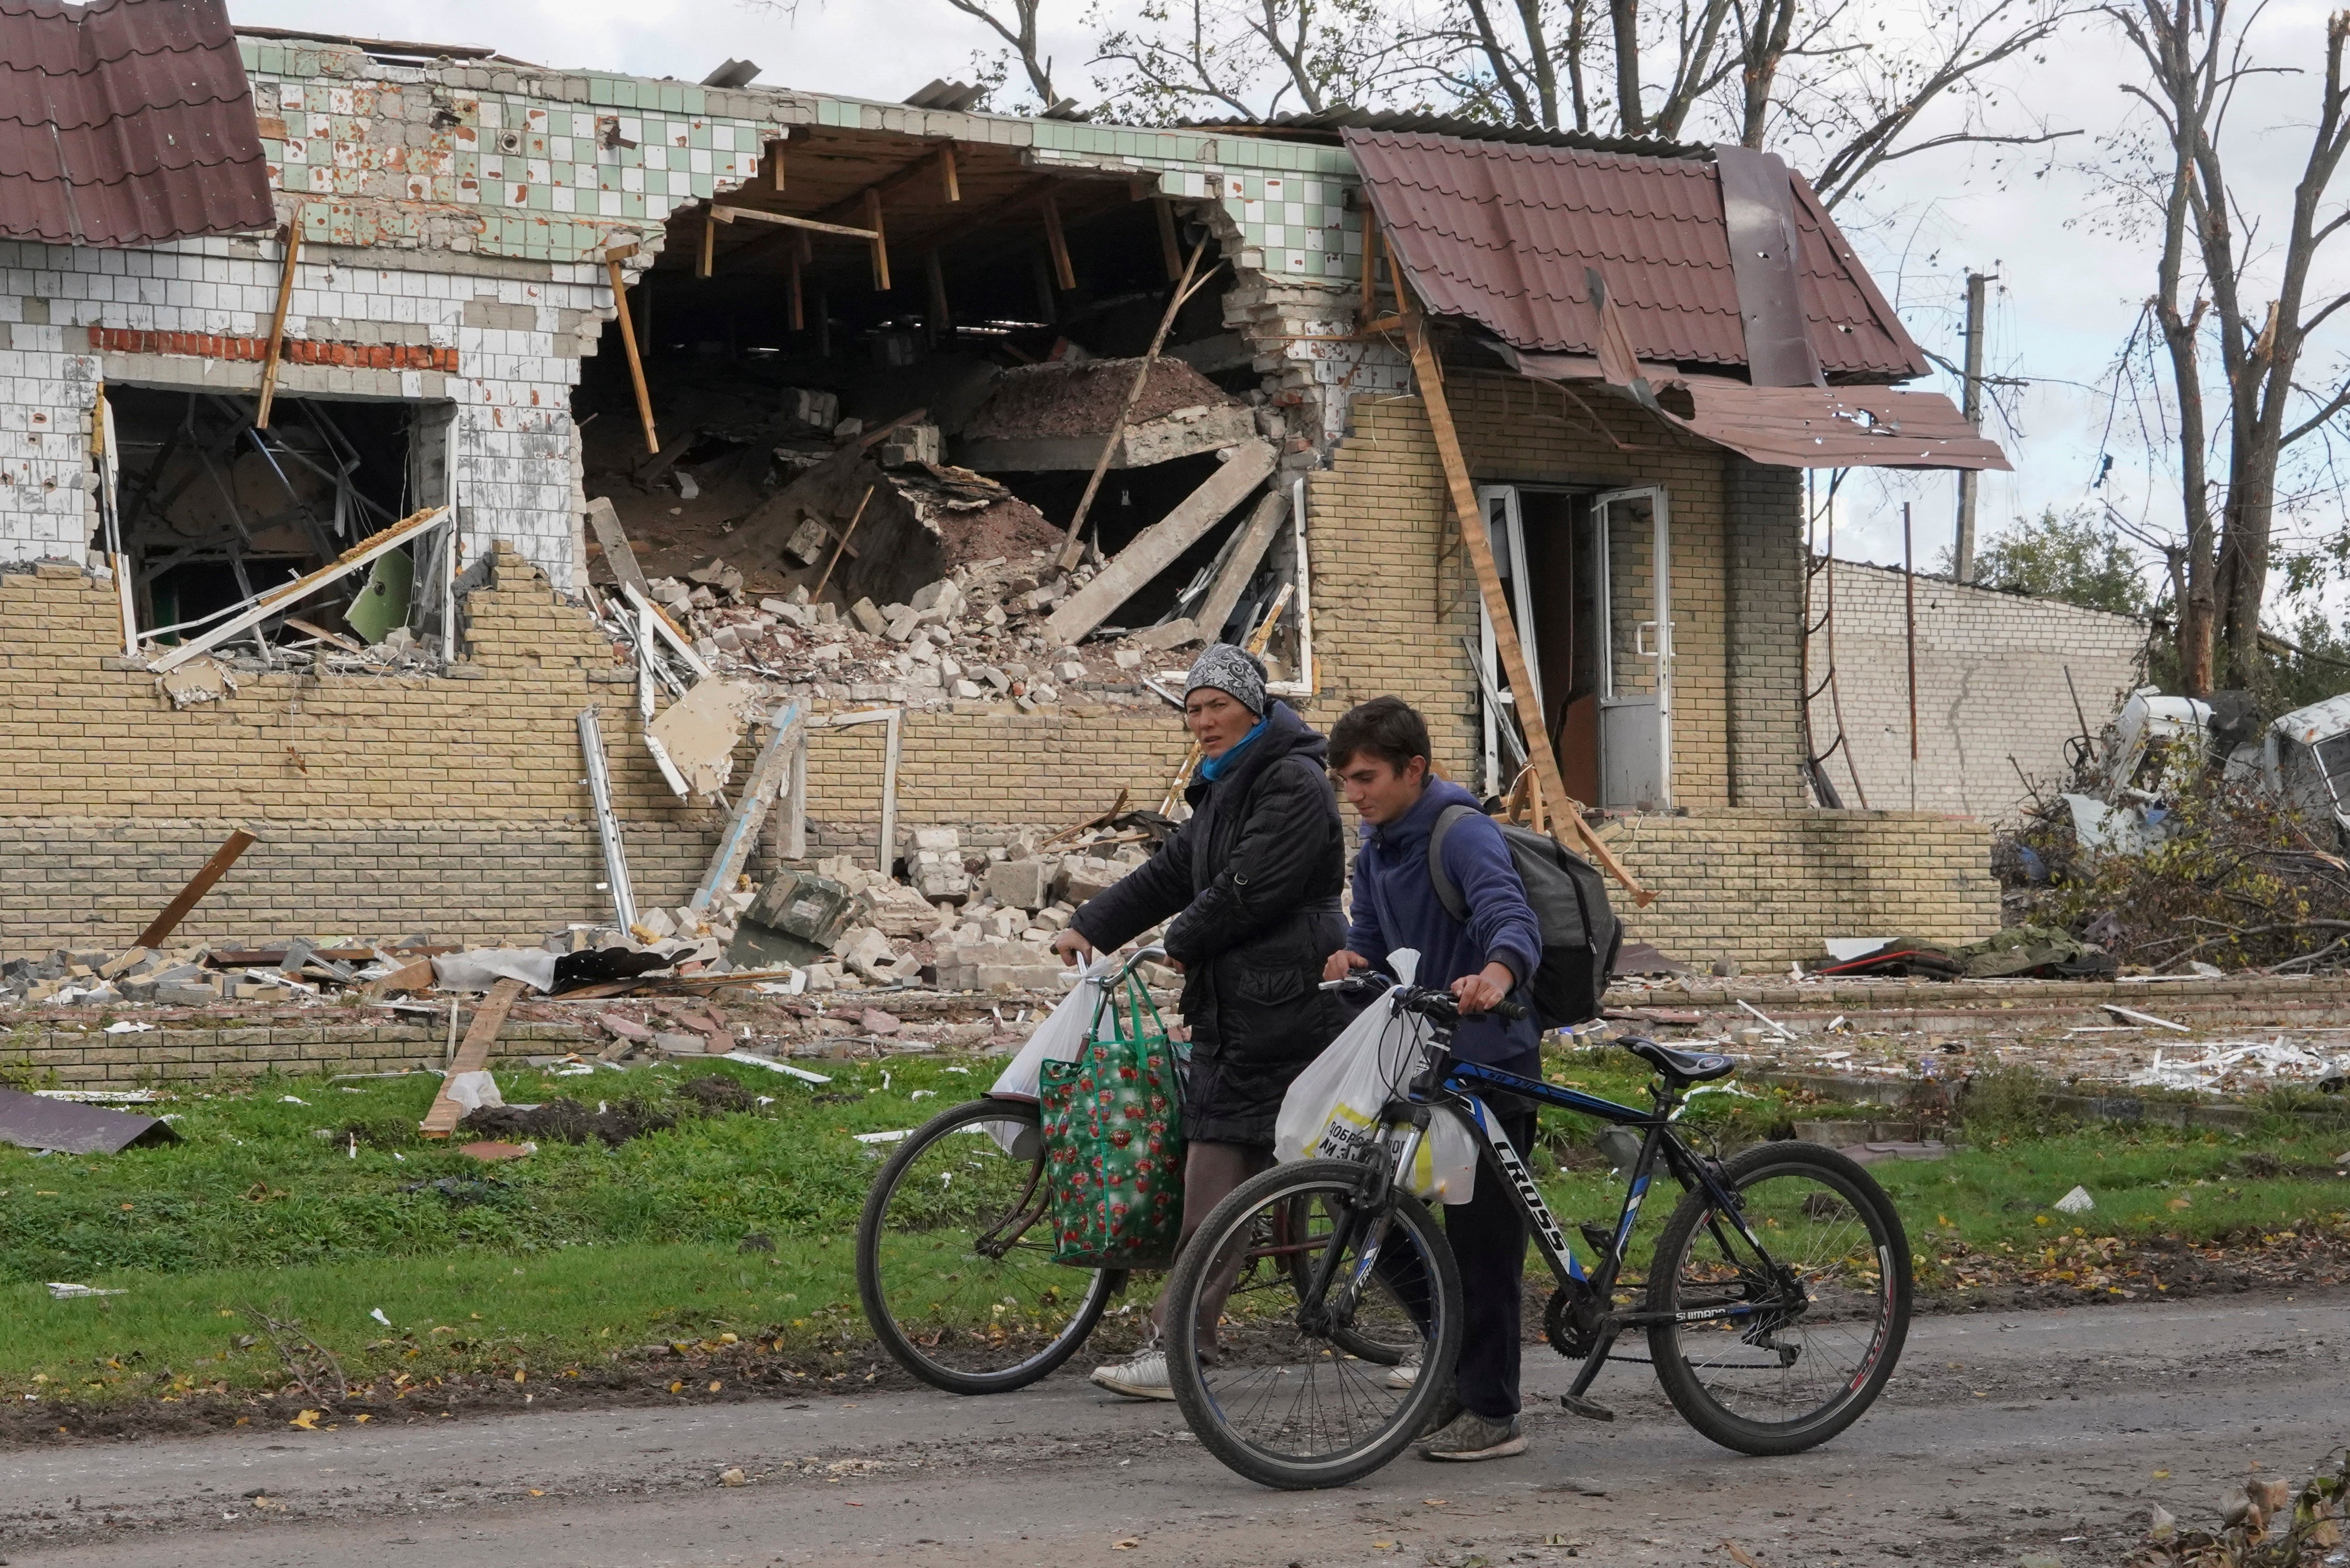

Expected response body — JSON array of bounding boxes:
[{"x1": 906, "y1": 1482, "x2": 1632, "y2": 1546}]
[{"x1": 1304, "y1": 374, "x2": 1737, "y2": 802}]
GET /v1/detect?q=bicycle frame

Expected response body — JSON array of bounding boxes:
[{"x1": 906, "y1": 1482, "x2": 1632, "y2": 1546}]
[{"x1": 1353, "y1": 1007, "x2": 1791, "y2": 1406}]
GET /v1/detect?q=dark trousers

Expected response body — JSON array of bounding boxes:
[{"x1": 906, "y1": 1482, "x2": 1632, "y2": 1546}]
[
  {"x1": 1150, "y1": 1140, "x2": 1275, "y2": 1347},
  {"x1": 1444, "y1": 1106, "x2": 1537, "y2": 1419},
  {"x1": 1378, "y1": 1104, "x2": 1538, "y2": 1420}
]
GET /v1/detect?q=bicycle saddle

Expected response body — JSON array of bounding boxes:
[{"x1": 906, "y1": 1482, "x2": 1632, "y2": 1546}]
[{"x1": 1621, "y1": 1039, "x2": 1735, "y2": 1083}]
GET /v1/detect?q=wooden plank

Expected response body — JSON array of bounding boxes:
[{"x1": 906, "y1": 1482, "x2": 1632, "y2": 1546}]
[
  {"x1": 1040, "y1": 191, "x2": 1075, "y2": 291},
  {"x1": 135, "y1": 829, "x2": 258, "y2": 948},
  {"x1": 939, "y1": 140, "x2": 960, "y2": 202},
  {"x1": 255, "y1": 224, "x2": 301, "y2": 429},
  {"x1": 419, "y1": 977, "x2": 527, "y2": 1138},
  {"x1": 688, "y1": 702, "x2": 802, "y2": 913},
  {"x1": 148, "y1": 505, "x2": 448, "y2": 672},
  {"x1": 1044, "y1": 438, "x2": 1277, "y2": 646},
  {"x1": 786, "y1": 242, "x2": 805, "y2": 331},
  {"x1": 697, "y1": 211, "x2": 715, "y2": 277},
  {"x1": 712, "y1": 204, "x2": 878, "y2": 241},
  {"x1": 607, "y1": 259, "x2": 659, "y2": 456},
  {"x1": 765, "y1": 137, "x2": 786, "y2": 192},
  {"x1": 584, "y1": 495, "x2": 651, "y2": 601},
  {"x1": 1156, "y1": 196, "x2": 1182, "y2": 281},
  {"x1": 1192, "y1": 490, "x2": 1290, "y2": 642},
  {"x1": 363, "y1": 957, "x2": 437, "y2": 999},
  {"x1": 1402, "y1": 308, "x2": 1653, "y2": 907},
  {"x1": 865, "y1": 188, "x2": 891, "y2": 290}
]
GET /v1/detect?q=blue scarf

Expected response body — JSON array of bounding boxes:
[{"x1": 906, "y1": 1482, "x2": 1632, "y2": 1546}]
[{"x1": 1197, "y1": 715, "x2": 1271, "y2": 782}]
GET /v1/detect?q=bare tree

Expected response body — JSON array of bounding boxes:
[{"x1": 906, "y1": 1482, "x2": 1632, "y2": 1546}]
[
  {"x1": 2104, "y1": 0, "x2": 2350, "y2": 692},
  {"x1": 947, "y1": 0, "x2": 1061, "y2": 106},
  {"x1": 1092, "y1": 0, "x2": 1414, "y2": 121}
]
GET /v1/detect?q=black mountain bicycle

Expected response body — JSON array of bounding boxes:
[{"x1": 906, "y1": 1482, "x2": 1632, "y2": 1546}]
[{"x1": 1161, "y1": 974, "x2": 1913, "y2": 1490}]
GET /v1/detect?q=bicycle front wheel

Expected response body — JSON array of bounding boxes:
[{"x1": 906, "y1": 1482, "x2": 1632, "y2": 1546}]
[
  {"x1": 1165, "y1": 1159, "x2": 1463, "y2": 1491},
  {"x1": 1646, "y1": 1141, "x2": 1911, "y2": 1455},
  {"x1": 855, "y1": 1098, "x2": 1118, "y2": 1395}
]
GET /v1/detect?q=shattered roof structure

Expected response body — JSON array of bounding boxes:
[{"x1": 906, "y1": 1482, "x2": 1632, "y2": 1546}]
[
  {"x1": 0, "y1": 0, "x2": 272, "y2": 247},
  {"x1": 1343, "y1": 127, "x2": 1926, "y2": 383}
]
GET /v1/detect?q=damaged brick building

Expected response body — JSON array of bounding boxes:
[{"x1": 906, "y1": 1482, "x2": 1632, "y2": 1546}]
[{"x1": 0, "y1": 0, "x2": 2009, "y2": 969}]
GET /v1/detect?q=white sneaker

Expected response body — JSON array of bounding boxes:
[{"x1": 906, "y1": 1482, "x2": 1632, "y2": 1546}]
[
  {"x1": 1384, "y1": 1349, "x2": 1422, "y2": 1390},
  {"x1": 1090, "y1": 1348, "x2": 1175, "y2": 1401}
]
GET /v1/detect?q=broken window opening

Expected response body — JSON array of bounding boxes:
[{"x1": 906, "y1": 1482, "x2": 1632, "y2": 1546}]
[{"x1": 99, "y1": 387, "x2": 459, "y2": 668}]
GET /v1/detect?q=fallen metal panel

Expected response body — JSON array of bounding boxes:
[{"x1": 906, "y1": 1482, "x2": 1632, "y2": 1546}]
[
  {"x1": 1711, "y1": 144, "x2": 1823, "y2": 389},
  {"x1": 0, "y1": 1087, "x2": 179, "y2": 1154}
]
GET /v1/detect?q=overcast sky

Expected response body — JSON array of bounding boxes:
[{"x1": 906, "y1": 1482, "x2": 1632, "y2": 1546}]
[{"x1": 231, "y1": 0, "x2": 2350, "y2": 606}]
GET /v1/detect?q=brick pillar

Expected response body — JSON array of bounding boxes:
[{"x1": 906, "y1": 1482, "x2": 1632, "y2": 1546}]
[{"x1": 1724, "y1": 457, "x2": 1807, "y2": 807}]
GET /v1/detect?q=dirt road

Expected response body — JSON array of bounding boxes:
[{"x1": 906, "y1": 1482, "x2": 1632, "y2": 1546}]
[{"x1": 3, "y1": 1289, "x2": 2343, "y2": 1567}]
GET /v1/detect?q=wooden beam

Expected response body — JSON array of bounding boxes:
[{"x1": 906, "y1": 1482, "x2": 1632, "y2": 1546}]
[
  {"x1": 925, "y1": 248, "x2": 950, "y2": 337},
  {"x1": 1044, "y1": 438, "x2": 1277, "y2": 645},
  {"x1": 697, "y1": 210, "x2": 715, "y2": 278},
  {"x1": 1156, "y1": 196, "x2": 1183, "y2": 282},
  {"x1": 865, "y1": 187, "x2": 890, "y2": 290},
  {"x1": 711, "y1": 204, "x2": 877, "y2": 241},
  {"x1": 255, "y1": 224, "x2": 301, "y2": 430},
  {"x1": 1040, "y1": 190, "x2": 1075, "y2": 291},
  {"x1": 135, "y1": 828, "x2": 258, "y2": 948},
  {"x1": 419, "y1": 977, "x2": 527, "y2": 1138},
  {"x1": 938, "y1": 140, "x2": 960, "y2": 202},
  {"x1": 1401, "y1": 305, "x2": 1653, "y2": 907},
  {"x1": 765, "y1": 137, "x2": 787, "y2": 193},
  {"x1": 608, "y1": 257, "x2": 660, "y2": 456},
  {"x1": 1056, "y1": 234, "x2": 1214, "y2": 569},
  {"x1": 786, "y1": 244, "x2": 804, "y2": 330}
]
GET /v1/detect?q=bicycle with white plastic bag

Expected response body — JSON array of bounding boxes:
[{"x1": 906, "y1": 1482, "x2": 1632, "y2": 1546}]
[
  {"x1": 1274, "y1": 949, "x2": 1479, "y2": 1202},
  {"x1": 855, "y1": 947, "x2": 1150, "y2": 1394},
  {"x1": 1163, "y1": 967, "x2": 1914, "y2": 1489}
]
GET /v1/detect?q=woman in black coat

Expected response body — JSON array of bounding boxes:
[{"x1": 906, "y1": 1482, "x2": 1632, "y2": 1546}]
[{"x1": 1047, "y1": 642, "x2": 1346, "y2": 1400}]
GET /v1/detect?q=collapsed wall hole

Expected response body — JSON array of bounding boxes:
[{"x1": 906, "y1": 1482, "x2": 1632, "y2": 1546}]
[
  {"x1": 567, "y1": 157, "x2": 1285, "y2": 640},
  {"x1": 102, "y1": 388, "x2": 452, "y2": 652}
]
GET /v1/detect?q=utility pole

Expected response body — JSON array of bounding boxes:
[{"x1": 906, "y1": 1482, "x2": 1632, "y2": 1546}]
[{"x1": 1953, "y1": 269, "x2": 1991, "y2": 583}]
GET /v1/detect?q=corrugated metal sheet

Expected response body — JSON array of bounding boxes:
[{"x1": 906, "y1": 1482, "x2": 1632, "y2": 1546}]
[
  {"x1": 0, "y1": 0, "x2": 273, "y2": 247},
  {"x1": 1658, "y1": 376, "x2": 2008, "y2": 470},
  {"x1": 1345, "y1": 128, "x2": 1927, "y2": 382}
]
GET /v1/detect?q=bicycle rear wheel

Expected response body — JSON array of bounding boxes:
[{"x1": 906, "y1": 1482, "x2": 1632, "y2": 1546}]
[
  {"x1": 1165, "y1": 1159, "x2": 1463, "y2": 1491},
  {"x1": 855, "y1": 1098, "x2": 1118, "y2": 1395},
  {"x1": 1645, "y1": 1142, "x2": 1911, "y2": 1455}
]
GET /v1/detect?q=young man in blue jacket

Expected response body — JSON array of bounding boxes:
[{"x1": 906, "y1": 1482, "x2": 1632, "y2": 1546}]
[{"x1": 1323, "y1": 695, "x2": 1545, "y2": 1462}]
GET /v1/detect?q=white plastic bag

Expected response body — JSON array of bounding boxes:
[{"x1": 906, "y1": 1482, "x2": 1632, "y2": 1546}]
[
  {"x1": 1274, "y1": 965, "x2": 1479, "y2": 1203},
  {"x1": 989, "y1": 953, "x2": 1120, "y2": 1102},
  {"x1": 983, "y1": 953, "x2": 1119, "y2": 1154}
]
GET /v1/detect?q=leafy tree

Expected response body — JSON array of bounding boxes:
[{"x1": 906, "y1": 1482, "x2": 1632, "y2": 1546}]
[{"x1": 1966, "y1": 506, "x2": 2154, "y2": 617}]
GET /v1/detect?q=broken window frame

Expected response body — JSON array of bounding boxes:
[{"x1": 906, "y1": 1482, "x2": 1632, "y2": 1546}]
[{"x1": 100, "y1": 385, "x2": 463, "y2": 668}]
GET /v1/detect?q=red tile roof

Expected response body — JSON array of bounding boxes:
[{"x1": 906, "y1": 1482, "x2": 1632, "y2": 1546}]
[
  {"x1": 1345, "y1": 129, "x2": 1928, "y2": 383},
  {"x1": 0, "y1": 0, "x2": 273, "y2": 247}
]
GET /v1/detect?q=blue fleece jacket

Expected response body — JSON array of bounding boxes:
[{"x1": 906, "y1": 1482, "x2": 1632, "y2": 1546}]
[{"x1": 1344, "y1": 778, "x2": 1544, "y2": 1064}]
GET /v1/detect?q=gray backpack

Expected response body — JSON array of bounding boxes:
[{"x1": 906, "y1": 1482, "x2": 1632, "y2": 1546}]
[{"x1": 1428, "y1": 804, "x2": 1621, "y2": 1028}]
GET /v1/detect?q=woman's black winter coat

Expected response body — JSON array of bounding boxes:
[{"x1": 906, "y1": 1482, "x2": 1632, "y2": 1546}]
[{"x1": 1069, "y1": 701, "x2": 1347, "y2": 1146}]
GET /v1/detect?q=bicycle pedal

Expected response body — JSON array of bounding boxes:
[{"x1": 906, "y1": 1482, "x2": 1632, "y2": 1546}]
[{"x1": 1559, "y1": 1393, "x2": 1616, "y2": 1422}]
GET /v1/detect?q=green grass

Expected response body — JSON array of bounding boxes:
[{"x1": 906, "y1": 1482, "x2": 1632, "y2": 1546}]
[
  {"x1": 0, "y1": 1053, "x2": 982, "y2": 1399},
  {"x1": 8, "y1": 1041, "x2": 2350, "y2": 1407}
]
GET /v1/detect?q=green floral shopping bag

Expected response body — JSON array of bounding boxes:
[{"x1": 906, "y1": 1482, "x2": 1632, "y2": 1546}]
[{"x1": 1038, "y1": 969, "x2": 1186, "y2": 1269}]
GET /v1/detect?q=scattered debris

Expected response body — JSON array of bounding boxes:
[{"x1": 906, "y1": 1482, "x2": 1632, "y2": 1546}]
[
  {"x1": 0, "y1": 1087, "x2": 181, "y2": 1154},
  {"x1": 2054, "y1": 1185, "x2": 2097, "y2": 1214},
  {"x1": 45, "y1": 1282, "x2": 128, "y2": 1300}
]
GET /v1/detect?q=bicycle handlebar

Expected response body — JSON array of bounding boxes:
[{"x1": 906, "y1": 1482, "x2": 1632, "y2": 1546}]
[{"x1": 1318, "y1": 971, "x2": 1529, "y2": 1023}]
